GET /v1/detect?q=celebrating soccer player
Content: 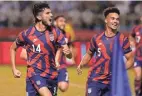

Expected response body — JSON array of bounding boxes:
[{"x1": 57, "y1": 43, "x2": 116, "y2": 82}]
[
  {"x1": 10, "y1": 3, "x2": 72, "y2": 96},
  {"x1": 77, "y1": 7, "x2": 134, "y2": 96}
]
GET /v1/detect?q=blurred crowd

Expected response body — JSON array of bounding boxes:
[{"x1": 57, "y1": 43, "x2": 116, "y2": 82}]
[{"x1": 0, "y1": 1, "x2": 142, "y2": 31}]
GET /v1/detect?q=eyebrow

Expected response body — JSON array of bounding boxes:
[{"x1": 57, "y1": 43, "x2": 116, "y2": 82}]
[{"x1": 110, "y1": 16, "x2": 119, "y2": 19}]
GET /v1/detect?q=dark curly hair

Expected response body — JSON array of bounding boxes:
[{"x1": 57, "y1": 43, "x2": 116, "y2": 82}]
[
  {"x1": 32, "y1": 3, "x2": 50, "y2": 23},
  {"x1": 103, "y1": 7, "x2": 120, "y2": 18},
  {"x1": 54, "y1": 15, "x2": 65, "y2": 21}
]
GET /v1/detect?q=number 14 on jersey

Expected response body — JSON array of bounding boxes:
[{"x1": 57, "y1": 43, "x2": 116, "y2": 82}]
[{"x1": 32, "y1": 44, "x2": 41, "y2": 53}]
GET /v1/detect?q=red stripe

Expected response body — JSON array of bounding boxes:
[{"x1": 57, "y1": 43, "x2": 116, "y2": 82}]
[
  {"x1": 27, "y1": 67, "x2": 34, "y2": 78},
  {"x1": 135, "y1": 25, "x2": 141, "y2": 32},
  {"x1": 119, "y1": 34, "x2": 124, "y2": 46},
  {"x1": 95, "y1": 32, "x2": 104, "y2": 41},
  {"x1": 44, "y1": 56, "x2": 50, "y2": 68},
  {"x1": 124, "y1": 41, "x2": 130, "y2": 49},
  {"x1": 104, "y1": 60, "x2": 109, "y2": 74},
  {"x1": 94, "y1": 74, "x2": 109, "y2": 84},
  {"x1": 95, "y1": 66, "x2": 101, "y2": 74},
  {"x1": 19, "y1": 32, "x2": 24, "y2": 41},
  {"x1": 37, "y1": 60, "x2": 42, "y2": 70},
  {"x1": 40, "y1": 68, "x2": 50, "y2": 77},
  {"x1": 88, "y1": 58, "x2": 105, "y2": 78},
  {"x1": 31, "y1": 80, "x2": 39, "y2": 90},
  {"x1": 102, "y1": 80, "x2": 109, "y2": 84},
  {"x1": 27, "y1": 54, "x2": 41, "y2": 65},
  {"x1": 50, "y1": 71, "x2": 58, "y2": 79},
  {"x1": 29, "y1": 27, "x2": 35, "y2": 35}
]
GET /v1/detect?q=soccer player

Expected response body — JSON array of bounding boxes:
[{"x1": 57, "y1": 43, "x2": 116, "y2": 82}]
[
  {"x1": 54, "y1": 15, "x2": 73, "y2": 92},
  {"x1": 129, "y1": 16, "x2": 142, "y2": 96},
  {"x1": 20, "y1": 15, "x2": 71, "y2": 93},
  {"x1": 77, "y1": 7, "x2": 134, "y2": 96},
  {"x1": 10, "y1": 3, "x2": 72, "y2": 96}
]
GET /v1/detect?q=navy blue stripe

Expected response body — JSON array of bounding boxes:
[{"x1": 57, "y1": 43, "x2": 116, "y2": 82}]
[{"x1": 40, "y1": 55, "x2": 46, "y2": 71}]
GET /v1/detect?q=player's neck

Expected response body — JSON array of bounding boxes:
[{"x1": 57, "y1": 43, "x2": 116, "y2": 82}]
[
  {"x1": 105, "y1": 26, "x2": 117, "y2": 37},
  {"x1": 35, "y1": 22, "x2": 47, "y2": 32}
]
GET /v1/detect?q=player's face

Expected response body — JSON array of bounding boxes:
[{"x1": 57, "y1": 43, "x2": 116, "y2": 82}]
[
  {"x1": 56, "y1": 17, "x2": 66, "y2": 30},
  {"x1": 39, "y1": 8, "x2": 53, "y2": 26},
  {"x1": 105, "y1": 13, "x2": 120, "y2": 30}
]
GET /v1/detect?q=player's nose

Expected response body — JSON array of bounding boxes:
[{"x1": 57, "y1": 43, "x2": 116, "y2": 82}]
[{"x1": 50, "y1": 13, "x2": 53, "y2": 17}]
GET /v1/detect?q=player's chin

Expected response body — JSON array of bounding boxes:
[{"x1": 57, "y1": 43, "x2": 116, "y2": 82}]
[
  {"x1": 60, "y1": 26, "x2": 64, "y2": 30},
  {"x1": 111, "y1": 26, "x2": 118, "y2": 30},
  {"x1": 47, "y1": 22, "x2": 52, "y2": 26}
]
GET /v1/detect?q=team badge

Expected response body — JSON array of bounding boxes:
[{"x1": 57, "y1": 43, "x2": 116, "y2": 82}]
[
  {"x1": 88, "y1": 88, "x2": 92, "y2": 94},
  {"x1": 36, "y1": 80, "x2": 41, "y2": 85}
]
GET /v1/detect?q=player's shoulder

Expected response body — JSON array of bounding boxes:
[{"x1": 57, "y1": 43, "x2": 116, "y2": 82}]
[
  {"x1": 92, "y1": 32, "x2": 104, "y2": 40},
  {"x1": 118, "y1": 32, "x2": 128, "y2": 41},
  {"x1": 20, "y1": 26, "x2": 34, "y2": 36},
  {"x1": 51, "y1": 25, "x2": 61, "y2": 34}
]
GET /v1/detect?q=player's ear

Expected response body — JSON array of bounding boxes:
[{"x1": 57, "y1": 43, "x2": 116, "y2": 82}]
[
  {"x1": 105, "y1": 19, "x2": 107, "y2": 23},
  {"x1": 37, "y1": 14, "x2": 42, "y2": 21}
]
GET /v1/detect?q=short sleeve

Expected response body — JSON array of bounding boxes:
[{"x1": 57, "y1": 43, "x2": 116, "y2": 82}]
[
  {"x1": 89, "y1": 36, "x2": 97, "y2": 53},
  {"x1": 56, "y1": 28, "x2": 66, "y2": 46},
  {"x1": 123, "y1": 37, "x2": 132, "y2": 54},
  {"x1": 15, "y1": 31, "x2": 26, "y2": 47}
]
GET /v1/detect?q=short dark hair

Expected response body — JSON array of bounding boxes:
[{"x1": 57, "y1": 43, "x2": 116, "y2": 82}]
[
  {"x1": 103, "y1": 7, "x2": 120, "y2": 18},
  {"x1": 32, "y1": 3, "x2": 50, "y2": 22},
  {"x1": 54, "y1": 15, "x2": 65, "y2": 21}
]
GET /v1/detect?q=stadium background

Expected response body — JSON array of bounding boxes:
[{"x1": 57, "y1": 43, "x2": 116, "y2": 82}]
[{"x1": 0, "y1": 1, "x2": 141, "y2": 96}]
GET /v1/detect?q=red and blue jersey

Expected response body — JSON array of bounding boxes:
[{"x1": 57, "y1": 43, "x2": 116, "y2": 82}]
[
  {"x1": 131, "y1": 25, "x2": 142, "y2": 61},
  {"x1": 58, "y1": 29, "x2": 71, "y2": 69},
  {"x1": 88, "y1": 32, "x2": 131, "y2": 84},
  {"x1": 15, "y1": 26, "x2": 66, "y2": 79}
]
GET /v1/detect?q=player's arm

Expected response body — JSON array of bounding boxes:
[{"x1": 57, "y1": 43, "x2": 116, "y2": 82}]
[
  {"x1": 10, "y1": 32, "x2": 26, "y2": 78},
  {"x1": 10, "y1": 42, "x2": 22, "y2": 78},
  {"x1": 56, "y1": 28, "x2": 72, "y2": 59},
  {"x1": 125, "y1": 51, "x2": 134, "y2": 69},
  {"x1": 78, "y1": 49, "x2": 94, "y2": 68},
  {"x1": 61, "y1": 44, "x2": 72, "y2": 59},
  {"x1": 77, "y1": 36, "x2": 96, "y2": 75},
  {"x1": 55, "y1": 48, "x2": 62, "y2": 68},
  {"x1": 20, "y1": 48, "x2": 27, "y2": 60},
  {"x1": 69, "y1": 44, "x2": 76, "y2": 64},
  {"x1": 129, "y1": 26, "x2": 136, "y2": 49},
  {"x1": 123, "y1": 37, "x2": 134, "y2": 69}
]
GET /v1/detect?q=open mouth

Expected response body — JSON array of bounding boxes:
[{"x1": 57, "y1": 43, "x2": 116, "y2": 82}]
[{"x1": 49, "y1": 18, "x2": 52, "y2": 23}]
